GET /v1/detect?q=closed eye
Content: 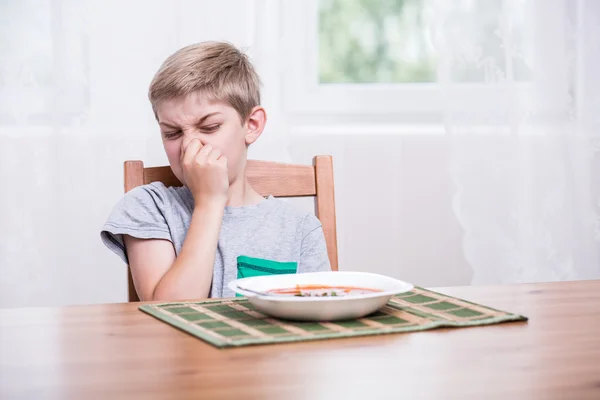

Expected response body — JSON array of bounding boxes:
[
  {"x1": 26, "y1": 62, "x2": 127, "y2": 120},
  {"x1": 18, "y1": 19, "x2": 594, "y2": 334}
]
[
  {"x1": 163, "y1": 131, "x2": 182, "y2": 140},
  {"x1": 200, "y1": 124, "x2": 220, "y2": 133}
]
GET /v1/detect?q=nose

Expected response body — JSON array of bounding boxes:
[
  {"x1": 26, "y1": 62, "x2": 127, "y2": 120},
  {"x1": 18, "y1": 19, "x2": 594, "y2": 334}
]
[
  {"x1": 183, "y1": 128, "x2": 205, "y2": 138},
  {"x1": 180, "y1": 131, "x2": 208, "y2": 155}
]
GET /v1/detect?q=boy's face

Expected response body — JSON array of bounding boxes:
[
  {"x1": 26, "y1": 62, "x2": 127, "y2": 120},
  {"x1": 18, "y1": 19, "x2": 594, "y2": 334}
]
[{"x1": 155, "y1": 91, "x2": 265, "y2": 186}]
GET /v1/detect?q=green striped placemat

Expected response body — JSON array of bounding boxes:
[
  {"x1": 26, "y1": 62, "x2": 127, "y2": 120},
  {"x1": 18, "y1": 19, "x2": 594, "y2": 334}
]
[{"x1": 139, "y1": 287, "x2": 527, "y2": 348}]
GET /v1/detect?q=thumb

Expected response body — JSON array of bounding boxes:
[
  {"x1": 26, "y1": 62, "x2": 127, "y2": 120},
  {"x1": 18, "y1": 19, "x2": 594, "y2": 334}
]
[{"x1": 181, "y1": 134, "x2": 193, "y2": 154}]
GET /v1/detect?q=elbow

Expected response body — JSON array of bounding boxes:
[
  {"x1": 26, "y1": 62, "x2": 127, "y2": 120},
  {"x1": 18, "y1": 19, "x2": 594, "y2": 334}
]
[
  {"x1": 150, "y1": 285, "x2": 169, "y2": 302},
  {"x1": 151, "y1": 285, "x2": 188, "y2": 302}
]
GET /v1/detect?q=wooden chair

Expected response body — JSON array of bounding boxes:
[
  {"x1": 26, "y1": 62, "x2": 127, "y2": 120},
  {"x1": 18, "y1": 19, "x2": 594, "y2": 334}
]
[{"x1": 123, "y1": 156, "x2": 338, "y2": 302}]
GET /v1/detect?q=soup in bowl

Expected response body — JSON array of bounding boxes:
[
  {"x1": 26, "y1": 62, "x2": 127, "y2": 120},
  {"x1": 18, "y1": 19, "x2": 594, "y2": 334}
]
[
  {"x1": 268, "y1": 284, "x2": 383, "y2": 297},
  {"x1": 229, "y1": 271, "x2": 413, "y2": 321}
]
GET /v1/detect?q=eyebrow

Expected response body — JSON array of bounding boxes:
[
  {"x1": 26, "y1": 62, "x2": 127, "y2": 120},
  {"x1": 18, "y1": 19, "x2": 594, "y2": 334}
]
[{"x1": 159, "y1": 112, "x2": 222, "y2": 129}]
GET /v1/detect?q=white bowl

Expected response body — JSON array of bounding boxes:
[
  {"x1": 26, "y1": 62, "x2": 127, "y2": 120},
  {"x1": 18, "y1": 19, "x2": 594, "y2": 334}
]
[{"x1": 228, "y1": 271, "x2": 413, "y2": 321}]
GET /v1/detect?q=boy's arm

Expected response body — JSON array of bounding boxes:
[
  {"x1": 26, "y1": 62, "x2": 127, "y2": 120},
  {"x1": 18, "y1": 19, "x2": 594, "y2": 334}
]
[
  {"x1": 126, "y1": 139, "x2": 229, "y2": 301},
  {"x1": 125, "y1": 201, "x2": 224, "y2": 301}
]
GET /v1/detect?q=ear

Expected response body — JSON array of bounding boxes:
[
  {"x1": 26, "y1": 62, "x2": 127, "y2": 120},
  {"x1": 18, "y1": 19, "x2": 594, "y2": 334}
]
[{"x1": 244, "y1": 106, "x2": 267, "y2": 145}]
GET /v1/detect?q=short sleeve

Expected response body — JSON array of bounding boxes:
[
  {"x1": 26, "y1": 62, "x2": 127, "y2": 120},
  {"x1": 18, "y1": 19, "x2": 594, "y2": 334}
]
[
  {"x1": 298, "y1": 214, "x2": 331, "y2": 273},
  {"x1": 100, "y1": 184, "x2": 172, "y2": 264}
]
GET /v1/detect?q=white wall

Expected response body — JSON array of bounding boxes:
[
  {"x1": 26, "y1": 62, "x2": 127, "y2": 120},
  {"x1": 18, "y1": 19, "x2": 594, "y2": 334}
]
[{"x1": 287, "y1": 134, "x2": 472, "y2": 287}]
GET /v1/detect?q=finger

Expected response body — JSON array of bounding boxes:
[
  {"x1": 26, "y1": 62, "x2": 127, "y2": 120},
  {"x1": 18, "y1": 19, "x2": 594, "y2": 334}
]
[
  {"x1": 182, "y1": 139, "x2": 201, "y2": 165},
  {"x1": 217, "y1": 155, "x2": 228, "y2": 167},
  {"x1": 207, "y1": 148, "x2": 221, "y2": 163},
  {"x1": 182, "y1": 134, "x2": 193, "y2": 150},
  {"x1": 194, "y1": 144, "x2": 212, "y2": 164},
  {"x1": 180, "y1": 135, "x2": 193, "y2": 157}
]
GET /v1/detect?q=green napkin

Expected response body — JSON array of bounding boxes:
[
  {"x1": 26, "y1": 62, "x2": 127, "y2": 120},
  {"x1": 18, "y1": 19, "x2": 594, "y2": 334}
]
[{"x1": 235, "y1": 256, "x2": 297, "y2": 297}]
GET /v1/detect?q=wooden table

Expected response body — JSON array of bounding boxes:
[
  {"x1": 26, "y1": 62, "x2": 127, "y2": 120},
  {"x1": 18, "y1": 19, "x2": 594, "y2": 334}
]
[{"x1": 1, "y1": 281, "x2": 599, "y2": 400}]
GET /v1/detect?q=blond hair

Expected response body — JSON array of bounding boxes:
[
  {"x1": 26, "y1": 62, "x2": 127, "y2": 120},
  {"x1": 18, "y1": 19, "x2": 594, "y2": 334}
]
[{"x1": 149, "y1": 41, "x2": 261, "y2": 122}]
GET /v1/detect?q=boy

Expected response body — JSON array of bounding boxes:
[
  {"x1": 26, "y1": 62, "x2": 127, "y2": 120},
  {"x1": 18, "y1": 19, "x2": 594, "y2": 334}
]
[{"x1": 101, "y1": 42, "x2": 330, "y2": 301}]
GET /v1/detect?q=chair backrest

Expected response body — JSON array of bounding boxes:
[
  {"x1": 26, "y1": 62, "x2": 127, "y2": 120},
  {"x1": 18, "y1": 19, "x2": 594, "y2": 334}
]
[{"x1": 123, "y1": 156, "x2": 338, "y2": 302}]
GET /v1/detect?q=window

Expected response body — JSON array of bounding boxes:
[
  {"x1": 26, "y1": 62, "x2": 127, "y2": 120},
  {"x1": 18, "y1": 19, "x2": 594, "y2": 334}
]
[
  {"x1": 282, "y1": 0, "x2": 536, "y2": 120},
  {"x1": 319, "y1": 0, "x2": 531, "y2": 84},
  {"x1": 319, "y1": 0, "x2": 436, "y2": 84}
]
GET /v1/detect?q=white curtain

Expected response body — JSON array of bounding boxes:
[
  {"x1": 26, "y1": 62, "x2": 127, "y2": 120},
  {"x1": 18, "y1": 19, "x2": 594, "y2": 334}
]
[
  {"x1": 0, "y1": 0, "x2": 286, "y2": 307},
  {"x1": 432, "y1": 0, "x2": 600, "y2": 283},
  {"x1": 2, "y1": 0, "x2": 599, "y2": 307}
]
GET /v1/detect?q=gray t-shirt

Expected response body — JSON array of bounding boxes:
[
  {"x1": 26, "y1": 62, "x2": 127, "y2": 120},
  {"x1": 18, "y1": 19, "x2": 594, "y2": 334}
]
[{"x1": 100, "y1": 182, "x2": 331, "y2": 297}]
